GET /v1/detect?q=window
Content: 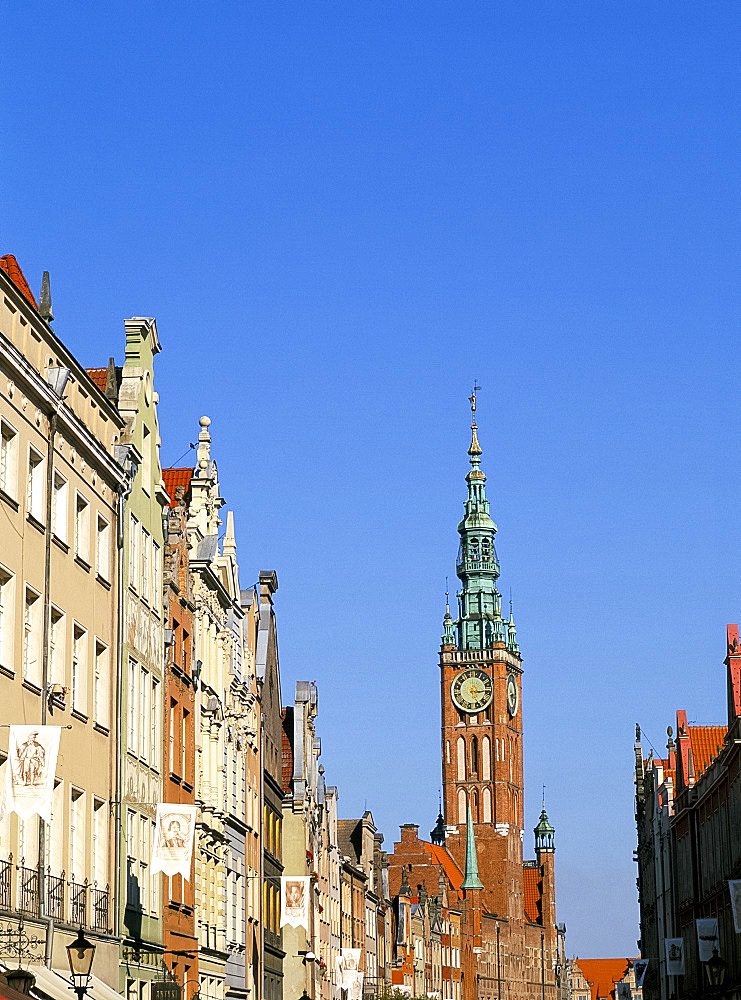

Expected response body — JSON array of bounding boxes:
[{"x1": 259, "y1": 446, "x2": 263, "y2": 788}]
[
  {"x1": 96, "y1": 516, "x2": 110, "y2": 581},
  {"x1": 150, "y1": 818, "x2": 158, "y2": 913},
  {"x1": 151, "y1": 678, "x2": 160, "y2": 769},
  {"x1": 128, "y1": 658, "x2": 138, "y2": 751},
  {"x1": 23, "y1": 586, "x2": 42, "y2": 685},
  {"x1": 0, "y1": 568, "x2": 14, "y2": 671},
  {"x1": 470, "y1": 736, "x2": 479, "y2": 776},
  {"x1": 27, "y1": 448, "x2": 44, "y2": 521},
  {"x1": 93, "y1": 798, "x2": 107, "y2": 887},
  {"x1": 70, "y1": 788, "x2": 85, "y2": 881},
  {"x1": 75, "y1": 494, "x2": 90, "y2": 563},
  {"x1": 182, "y1": 709, "x2": 189, "y2": 780},
  {"x1": 52, "y1": 472, "x2": 68, "y2": 542},
  {"x1": 140, "y1": 668, "x2": 150, "y2": 760},
  {"x1": 169, "y1": 700, "x2": 176, "y2": 774},
  {"x1": 94, "y1": 640, "x2": 110, "y2": 728},
  {"x1": 129, "y1": 515, "x2": 139, "y2": 589},
  {"x1": 0, "y1": 421, "x2": 18, "y2": 498},
  {"x1": 139, "y1": 815, "x2": 148, "y2": 909},
  {"x1": 141, "y1": 530, "x2": 150, "y2": 603},
  {"x1": 142, "y1": 426, "x2": 151, "y2": 494},
  {"x1": 152, "y1": 541, "x2": 161, "y2": 610},
  {"x1": 126, "y1": 810, "x2": 137, "y2": 905},
  {"x1": 72, "y1": 624, "x2": 87, "y2": 714},
  {"x1": 49, "y1": 607, "x2": 65, "y2": 685}
]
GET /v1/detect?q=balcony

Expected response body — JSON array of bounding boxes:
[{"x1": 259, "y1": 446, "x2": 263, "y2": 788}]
[{"x1": 0, "y1": 856, "x2": 109, "y2": 933}]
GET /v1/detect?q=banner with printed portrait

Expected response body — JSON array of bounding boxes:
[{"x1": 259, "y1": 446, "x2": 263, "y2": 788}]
[
  {"x1": 336, "y1": 949, "x2": 362, "y2": 991},
  {"x1": 3, "y1": 726, "x2": 61, "y2": 822},
  {"x1": 151, "y1": 804, "x2": 196, "y2": 879},
  {"x1": 695, "y1": 918, "x2": 719, "y2": 963},
  {"x1": 729, "y1": 881, "x2": 741, "y2": 933},
  {"x1": 280, "y1": 876, "x2": 309, "y2": 930},
  {"x1": 633, "y1": 960, "x2": 648, "y2": 989},
  {"x1": 345, "y1": 971, "x2": 364, "y2": 1000},
  {"x1": 616, "y1": 983, "x2": 631, "y2": 1000},
  {"x1": 665, "y1": 938, "x2": 684, "y2": 976}
]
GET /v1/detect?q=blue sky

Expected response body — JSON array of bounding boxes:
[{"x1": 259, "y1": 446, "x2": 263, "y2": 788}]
[{"x1": 5, "y1": 2, "x2": 741, "y2": 957}]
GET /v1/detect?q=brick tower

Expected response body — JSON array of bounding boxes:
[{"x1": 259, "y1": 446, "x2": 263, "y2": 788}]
[{"x1": 440, "y1": 386, "x2": 525, "y2": 919}]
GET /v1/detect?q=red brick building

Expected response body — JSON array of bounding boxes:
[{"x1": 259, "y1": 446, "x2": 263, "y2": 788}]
[
  {"x1": 386, "y1": 392, "x2": 561, "y2": 1000},
  {"x1": 162, "y1": 468, "x2": 198, "y2": 995}
]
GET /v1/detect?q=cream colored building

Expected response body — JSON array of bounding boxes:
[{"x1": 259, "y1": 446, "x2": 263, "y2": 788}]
[{"x1": 0, "y1": 256, "x2": 127, "y2": 989}]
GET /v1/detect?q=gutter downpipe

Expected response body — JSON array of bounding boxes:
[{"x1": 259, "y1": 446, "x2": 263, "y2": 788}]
[
  {"x1": 39, "y1": 409, "x2": 57, "y2": 966},
  {"x1": 260, "y1": 712, "x2": 265, "y2": 1000},
  {"x1": 114, "y1": 451, "x2": 136, "y2": 940}
]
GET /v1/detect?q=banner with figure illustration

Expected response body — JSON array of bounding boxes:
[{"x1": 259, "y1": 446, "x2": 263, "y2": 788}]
[
  {"x1": 633, "y1": 960, "x2": 648, "y2": 988},
  {"x1": 3, "y1": 726, "x2": 61, "y2": 821},
  {"x1": 665, "y1": 938, "x2": 684, "y2": 976},
  {"x1": 280, "y1": 876, "x2": 310, "y2": 929},
  {"x1": 151, "y1": 804, "x2": 196, "y2": 879},
  {"x1": 335, "y1": 951, "x2": 362, "y2": 995},
  {"x1": 695, "y1": 918, "x2": 719, "y2": 962},
  {"x1": 729, "y1": 881, "x2": 741, "y2": 933}
]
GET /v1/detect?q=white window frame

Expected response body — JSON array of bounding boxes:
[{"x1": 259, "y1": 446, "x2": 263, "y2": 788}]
[
  {"x1": 71, "y1": 623, "x2": 87, "y2": 714},
  {"x1": 52, "y1": 471, "x2": 68, "y2": 543},
  {"x1": 27, "y1": 447, "x2": 44, "y2": 522},
  {"x1": 141, "y1": 529, "x2": 150, "y2": 604},
  {"x1": 96, "y1": 514, "x2": 111, "y2": 581},
  {"x1": 0, "y1": 420, "x2": 18, "y2": 499},
  {"x1": 23, "y1": 585, "x2": 42, "y2": 685},
  {"x1": 129, "y1": 515, "x2": 139, "y2": 590},
  {"x1": 128, "y1": 658, "x2": 138, "y2": 753},
  {"x1": 49, "y1": 606, "x2": 65, "y2": 686},
  {"x1": 75, "y1": 493, "x2": 90, "y2": 563},
  {"x1": 0, "y1": 566, "x2": 15, "y2": 672},
  {"x1": 94, "y1": 639, "x2": 110, "y2": 728}
]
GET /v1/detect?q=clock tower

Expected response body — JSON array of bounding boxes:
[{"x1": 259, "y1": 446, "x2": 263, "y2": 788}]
[{"x1": 440, "y1": 388, "x2": 525, "y2": 919}]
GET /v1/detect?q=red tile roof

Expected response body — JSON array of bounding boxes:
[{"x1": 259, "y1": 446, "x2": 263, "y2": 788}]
[
  {"x1": 523, "y1": 866, "x2": 540, "y2": 923},
  {"x1": 576, "y1": 959, "x2": 632, "y2": 1000},
  {"x1": 162, "y1": 468, "x2": 194, "y2": 508},
  {"x1": 86, "y1": 368, "x2": 108, "y2": 391},
  {"x1": 689, "y1": 725, "x2": 727, "y2": 778},
  {"x1": 423, "y1": 842, "x2": 464, "y2": 900},
  {"x1": 0, "y1": 255, "x2": 37, "y2": 308}
]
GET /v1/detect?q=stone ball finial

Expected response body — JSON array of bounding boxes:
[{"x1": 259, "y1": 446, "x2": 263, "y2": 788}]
[
  {"x1": 667, "y1": 726, "x2": 673, "y2": 737},
  {"x1": 200, "y1": 415, "x2": 211, "y2": 428}
]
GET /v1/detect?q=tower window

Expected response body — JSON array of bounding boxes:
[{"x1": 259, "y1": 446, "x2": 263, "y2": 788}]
[{"x1": 470, "y1": 736, "x2": 479, "y2": 776}]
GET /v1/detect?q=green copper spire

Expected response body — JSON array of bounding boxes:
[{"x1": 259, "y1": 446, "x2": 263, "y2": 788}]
[
  {"x1": 455, "y1": 387, "x2": 503, "y2": 650},
  {"x1": 442, "y1": 586, "x2": 456, "y2": 648},
  {"x1": 460, "y1": 804, "x2": 484, "y2": 890},
  {"x1": 534, "y1": 793, "x2": 555, "y2": 852}
]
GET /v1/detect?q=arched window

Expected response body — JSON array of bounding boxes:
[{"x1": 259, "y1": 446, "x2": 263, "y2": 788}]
[
  {"x1": 470, "y1": 736, "x2": 479, "y2": 776},
  {"x1": 482, "y1": 737, "x2": 491, "y2": 780},
  {"x1": 483, "y1": 788, "x2": 492, "y2": 823},
  {"x1": 457, "y1": 789, "x2": 466, "y2": 825},
  {"x1": 446, "y1": 740, "x2": 450, "y2": 765},
  {"x1": 471, "y1": 789, "x2": 478, "y2": 823},
  {"x1": 457, "y1": 737, "x2": 465, "y2": 781}
]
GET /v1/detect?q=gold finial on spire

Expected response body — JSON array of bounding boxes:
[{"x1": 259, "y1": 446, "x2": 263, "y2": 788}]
[{"x1": 468, "y1": 382, "x2": 482, "y2": 457}]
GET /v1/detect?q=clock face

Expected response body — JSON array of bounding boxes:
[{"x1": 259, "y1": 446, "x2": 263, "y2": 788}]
[
  {"x1": 506, "y1": 673, "x2": 518, "y2": 716},
  {"x1": 451, "y1": 668, "x2": 493, "y2": 713}
]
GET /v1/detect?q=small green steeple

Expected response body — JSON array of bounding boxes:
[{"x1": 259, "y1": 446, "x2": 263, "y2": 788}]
[
  {"x1": 460, "y1": 805, "x2": 484, "y2": 890},
  {"x1": 534, "y1": 793, "x2": 555, "y2": 853},
  {"x1": 442, "y1": 586, "x2": 456, "y2": 648}
]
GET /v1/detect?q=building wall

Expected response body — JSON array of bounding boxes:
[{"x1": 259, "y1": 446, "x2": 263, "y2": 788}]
[
  {"x1": 0, "y1": 263, "x2": 126, "y2": 987},
  {"x1": 118, "y1": 317, "x2": 168, "y2": 995}
]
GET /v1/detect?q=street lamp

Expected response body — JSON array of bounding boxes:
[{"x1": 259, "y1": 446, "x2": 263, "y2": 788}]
[
  {"x1": 66, "y1": 927, "x2": 96, "y2": 1000},
  {"x1": 4, "y1": 968, "x2": 37, "y2": 995},
  {"x1": 704, "y1": 948, "x2": 726, "y2": 989}
]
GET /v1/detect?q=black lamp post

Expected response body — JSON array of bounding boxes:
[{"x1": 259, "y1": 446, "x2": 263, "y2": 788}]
[
  {"x1": 66, "y1": 927, "x2": 96, "y2": 1000},
  {"x1": 704, "y1": 948, "x2": 726, "y2": 990}
]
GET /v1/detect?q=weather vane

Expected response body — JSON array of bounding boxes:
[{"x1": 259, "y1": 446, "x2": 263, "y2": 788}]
[{"x1": 469, "y1": 382, "x2": 482, "y2": 418}]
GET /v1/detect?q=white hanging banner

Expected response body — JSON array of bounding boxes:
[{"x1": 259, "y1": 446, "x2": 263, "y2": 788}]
[
  {"x1": 280, "y1": 876, "x2": 309, "y2": 929},
  {"x1": 665, "y1": 938, "x2": 685, "y2": 976},
  {"x1": 696, "y1": 918, "x2": 719, "y2": 962},
  {"x1": 616, "y1": 984, "x2": 631, "y2": 1000},
  {"x1": 633, "y1": 960, "x2": 648, "y2": 988},
  {"x1": 345, "y1": 971, "x2": 364, "y2": 1000},
  {"x1": 729, "y1": 881, "x2": 741, "y2": 933},
  {"x1": 4, "y1": 726, "x2": 61, "y2": 821},
  {"x1": 337, "y1": 950, "x2": 362, "y2": 991},
  {"x1": 151, "y1": 804, "x2": 196, "y2": 879}
]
